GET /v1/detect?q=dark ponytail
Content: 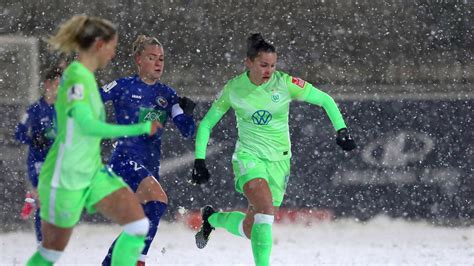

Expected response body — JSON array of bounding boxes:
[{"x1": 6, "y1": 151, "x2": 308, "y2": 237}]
[{"x1": 246, "y1": 33, "x2": 276, "y2": 60}]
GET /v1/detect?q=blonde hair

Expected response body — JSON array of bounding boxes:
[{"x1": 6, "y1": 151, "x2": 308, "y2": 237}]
[
  {"x1": 48, "y1": 15, "x2": 117, "y2": 55},
  {"x1": 132, "y1": 35, "x2": 162, "y2": 57}
]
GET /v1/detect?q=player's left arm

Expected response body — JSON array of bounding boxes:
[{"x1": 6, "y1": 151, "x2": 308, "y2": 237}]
[
  {"x1": 170, "y1": 90, "x2": 195, "y2": 138},
  {"x1": 287, "y1": 74, "x2": 356, "y2": 151},
  {"x1": 287, "y1": 74, "x2": 346, "y2": 130}
]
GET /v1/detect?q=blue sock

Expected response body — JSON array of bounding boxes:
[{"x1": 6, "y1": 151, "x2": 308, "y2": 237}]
[
  {"x1": 101, "y1": 201, "x2": 167, "y2": 266},
  {"x1": 34, "y1": 208, "x2": 42, "y2": 242},
  {"x1": 142, "y1": 201, "x2": 167, "y2": 256}
]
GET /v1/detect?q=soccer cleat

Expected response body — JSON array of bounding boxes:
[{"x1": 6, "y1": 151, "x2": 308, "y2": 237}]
[{"x1": 195, "y1": 205, "x2": 216, "y2": 249}]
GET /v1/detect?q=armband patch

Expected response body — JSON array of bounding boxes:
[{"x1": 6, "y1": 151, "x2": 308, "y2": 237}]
[
  {"x1": 291, "y1": 77, "x2": 306, "y2": 89},
  {"x1": 67, "y1": 84, "x2": 84, "y2": 102},
  {"x1": 102, "y1": 80, "x2": 118, "y2": 92}
]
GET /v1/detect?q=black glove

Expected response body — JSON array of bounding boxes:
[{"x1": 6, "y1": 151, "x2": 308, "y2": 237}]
[
  {"x1": 192, "y1": 159, "x2": 210, "y2": 185},
  {"x1": 179, "y1": 96, "x2": 196, "y2": 116},
  {"x1": 336, "y1": 128, "x2": 356, "y2": 151},
  {"x1": 31, "y1": 134, "x2": 50, "y2": 150}
]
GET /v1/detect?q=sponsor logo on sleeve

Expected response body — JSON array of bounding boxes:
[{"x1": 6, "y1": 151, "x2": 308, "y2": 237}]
[
  {"x1": 102, "y1": 80, "x2": 117, "y2": 92},
  {"x1": 67, "y1": 84, "x2": 84, "y2": 102},
  {"x1": 291, "y1": 77, "x2": 306, "y2": 89}
]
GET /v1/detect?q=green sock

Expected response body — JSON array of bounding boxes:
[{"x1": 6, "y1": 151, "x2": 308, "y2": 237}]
[
  {"x1": 208, "y1": 211, "x2": 246, "y2": 237},
  {"x1": 251, "y1": 214, "x2": 274, "y2": 266},
  {"x1": 26, "y1": 251, "x2": 53, "y2": 266},
  {"x1": 111, "y1": 232, "x2": 146, "y2": 266}
]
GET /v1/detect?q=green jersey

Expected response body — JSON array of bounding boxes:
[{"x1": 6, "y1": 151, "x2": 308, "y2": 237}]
[
  {"x1": 39, "y1": 61, "x2": 151, "y2": 190},
  {"x1": 195, "y1": 70, "x2": 347, "y2": 161}
]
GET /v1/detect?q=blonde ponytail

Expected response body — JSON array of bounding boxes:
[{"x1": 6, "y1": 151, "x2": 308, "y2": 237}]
[{"x1": 48, "y1": 15, "x2": 116, "y2": 55}]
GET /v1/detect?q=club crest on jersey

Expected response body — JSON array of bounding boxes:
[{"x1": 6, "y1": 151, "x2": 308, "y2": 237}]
[
  {"x1": 291, "y1": 77, "x2": 306, "y2": 89},
  {"x1": 156, "y1": 96, "x2": 168, "y2": 108},
  {"x1": 271, "y1": 91, "x2": 281, "y2": 102},
  {"x1": 252, "y1": 110, "x2": 272, "y2": 125}
]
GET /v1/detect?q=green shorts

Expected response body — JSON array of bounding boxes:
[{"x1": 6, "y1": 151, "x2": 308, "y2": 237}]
[
  {"x1": 38, "y1": 165, "x2": 127, "y2": 228},
  {"x1": 232, "y1": 151, "x2": 290, "y2": 207}
]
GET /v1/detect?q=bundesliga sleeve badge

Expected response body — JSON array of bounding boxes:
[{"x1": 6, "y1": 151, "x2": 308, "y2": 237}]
[{"x1": 291, "y1": 77, "x2": 306, "y2": 89}]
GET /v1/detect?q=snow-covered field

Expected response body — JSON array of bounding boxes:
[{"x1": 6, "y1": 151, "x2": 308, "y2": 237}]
[{"x1": 1, "y1": 216, "x2": 473, "y2": 265}]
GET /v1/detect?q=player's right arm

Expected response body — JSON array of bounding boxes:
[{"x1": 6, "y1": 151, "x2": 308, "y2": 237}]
[
  {"x1": 67, "y1": 83, "x2": 157, "y2": 139},
  {"x1": 195, "y1": 85, "x2": 231, "y2": 159}
]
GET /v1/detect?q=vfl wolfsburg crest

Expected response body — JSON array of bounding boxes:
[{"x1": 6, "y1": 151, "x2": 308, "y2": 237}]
[
  {"x1": 271, "y1": 91, "x2": 280, "y2": 102},
  {"x1": 252, "y1": 110, "x2": 272, "y2": 125},
  {"x1": 139, "y1": 107, "x2": 167, "y2": 124}
]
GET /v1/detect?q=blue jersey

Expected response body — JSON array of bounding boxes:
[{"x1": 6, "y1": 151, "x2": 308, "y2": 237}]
[
  {"x1": 100, "y1": 75, "x2": 195, "y2": 184},
  {"x1": 15, "y1": 97, "x2": 56, "y2": 187}
]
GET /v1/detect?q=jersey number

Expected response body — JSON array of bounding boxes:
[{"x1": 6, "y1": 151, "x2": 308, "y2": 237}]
[{"x1": 129, "y1": 160, "x2": 143, "y2": 171}]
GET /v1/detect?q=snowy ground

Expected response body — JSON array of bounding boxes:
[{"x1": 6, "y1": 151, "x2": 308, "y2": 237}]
[{"x1": 1, "y1": 216, "x2": 473, "y2": 265}]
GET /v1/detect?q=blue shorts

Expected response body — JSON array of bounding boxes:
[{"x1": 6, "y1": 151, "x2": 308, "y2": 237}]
[{"x1": 108, "y1": 151, "x2": 160, "y2": 192}]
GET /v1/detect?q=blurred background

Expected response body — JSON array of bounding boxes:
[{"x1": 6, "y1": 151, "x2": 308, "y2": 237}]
[{"x1": 0, "y1": 0, "x2": 472, "y2": 231}]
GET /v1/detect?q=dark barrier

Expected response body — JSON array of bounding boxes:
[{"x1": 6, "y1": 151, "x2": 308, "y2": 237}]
[{"x1": 158, "y1": 99, "x2": 473, "y2": 223}]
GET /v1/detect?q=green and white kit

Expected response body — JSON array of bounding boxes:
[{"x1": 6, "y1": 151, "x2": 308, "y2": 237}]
[
  {"x1": 38, "y1": 61, "x2": 151, "y2": 227},
  {"x1": 195, "y1": 70, "x2": 346, "y2": 206}
]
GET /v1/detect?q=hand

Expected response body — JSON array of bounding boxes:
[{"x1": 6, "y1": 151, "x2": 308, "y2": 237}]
[
  {"x1": 149, "y1": 121, "x2": 163, "y2": 136},
  {"x1": 179, "y1": 96, "x2": 196, "y2": 116},
  {"x1": 31, "y1": 134, "x2": 50, "y2": 150},
  {"x1": 20, "y1": 191, "x2": 37, "y2": 220},
  {"x1": 192, "y1": 159, "x2": 210, "y2": 185},
  {"x1": 336, "y1": 128, "x2": 356, "y2": 151}
]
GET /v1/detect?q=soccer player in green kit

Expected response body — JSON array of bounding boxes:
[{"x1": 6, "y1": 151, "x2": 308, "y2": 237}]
[
  {"x1": 192, "y1": 33, "x2": 356, "y2": 266},
  {"x1": 26, "y1": 15, "x2": 161, "y2": 266}
]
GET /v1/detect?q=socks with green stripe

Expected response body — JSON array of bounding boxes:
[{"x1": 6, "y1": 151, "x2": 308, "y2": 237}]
[
  {"x1": 111, "y1": 232, "x2": 146, "y2": 266},
  {"x1": 208, "y1": 211, "x2": 246, "y2": 237},
  {"x1": 26, "y1": 251, "x2": 53, "y2": 266},
  {"x1": 251, "y1": 213, "x2": 274, "y2": 266},
  {"x1": 26, "y1": 245, "x2": 63, "y2": 266},
  {"x1": 111, "y1": 218, "x2": 149, "y2": 266}
]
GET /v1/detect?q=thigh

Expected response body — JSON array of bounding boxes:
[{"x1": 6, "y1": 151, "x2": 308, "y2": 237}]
[
  {"x1": 38, "y1": 183, "x2": 86, "y2": 228},
  {"x1": 243, "y1": 178, "x2": 274, "y2": 215},
  {"x1": 232, "y1": 151, "x2": 268, "y2": 194},
  {"x1": 265, "y1": 159, "x2": 291, "y2": 207},
  {"x1": 136, "y1": 176, "x2": 168, "y2": 204},
  {"x1": 95, "y1": 187, "x2": 145, "y2": 225},
  {"x1": 109, "y1": 153, "x2": 152, "y2": 192},
  {"x1": 85, "y1": 165, "x2": 129, "y2": 215}
]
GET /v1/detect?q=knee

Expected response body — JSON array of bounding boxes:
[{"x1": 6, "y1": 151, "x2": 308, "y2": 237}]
[{"x1": 123, "y1": 217, "x2": 150, "y2": 236}]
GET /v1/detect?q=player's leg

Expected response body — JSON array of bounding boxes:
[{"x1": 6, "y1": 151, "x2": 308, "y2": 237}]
[
  {"x1": 135, "y1": 176, "x2": 168, "y2": 265},
  {"x1": 195, "y1": 152, "x2": 271, "y2": 251},
  {"x1": 91, "y1": 166, "x2": 149, "y2": 266},
  {"x1": 34, "y1": 207, "x2": 43, "y2": 242},
  {"x1": 102, "y1": 154, "x2": 167, "y2": 265},
  {"x1": 29, "y1": 161, "x2": 43, "y2": 242},
  {"x1": 27, "y1": 184, "x2": 84, "y2": 265},
  {"x1": 27, "y1": 221, "x2": 73, "y2": 266},
  {"x1": 243, "y1": 178, "x2": 274, "y2": 266}
]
